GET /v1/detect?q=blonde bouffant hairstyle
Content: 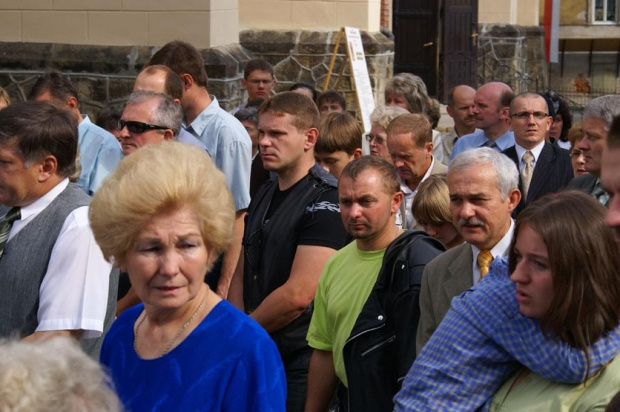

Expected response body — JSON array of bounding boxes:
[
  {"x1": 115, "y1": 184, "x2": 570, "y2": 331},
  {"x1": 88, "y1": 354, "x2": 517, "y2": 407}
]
[{"x1": 89, "y1": 142, "x2": 234, "y2": 267}]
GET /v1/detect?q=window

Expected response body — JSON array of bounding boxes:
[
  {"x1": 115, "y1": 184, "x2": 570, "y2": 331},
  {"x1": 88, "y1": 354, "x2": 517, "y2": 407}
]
[{"x1": 593, "y1": 0, "x2": 617, "y2": 23}]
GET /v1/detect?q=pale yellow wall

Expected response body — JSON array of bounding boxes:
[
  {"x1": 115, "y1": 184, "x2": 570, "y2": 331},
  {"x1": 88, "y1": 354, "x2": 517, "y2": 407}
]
[
  {"x1": 478, "y1": 0, "x2": 540, "y2": 25},
  {"x1": 239, "y1": 0, "x2": 381, "y2": 31},
  {"x1": 0, "y1": 0, "x2": 239, "y2": 48}
]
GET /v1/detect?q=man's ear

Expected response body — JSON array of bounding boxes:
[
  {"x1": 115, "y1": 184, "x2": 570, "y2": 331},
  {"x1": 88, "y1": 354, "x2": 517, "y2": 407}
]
[
  {"x1": 391, "y1": 190, "x2": 404, "y2": 214},
  {"x1": 163, "y1": 129, "x2": 174, "y2": 142},
  {"x1": 241, "y1": 78, "x2": 248, "y2": 90},
  {"x1": 353, "y1": 148, "x2": 363, "y2": 159},
  {"x1": 181, "y1": 74, "x2": 193, "y2": 91},
  {"x1": 304, "y1": 127, "x2": 319, "y2": 149},
  {"x1": 38, "y1": 155, "x2": 58, "y2": 183},
  {"x1": 499, "y1": 106, "x2": 510, "y2": 120},
  {"x1": 65, "y1": 96, "x2": 78, "y2": 111},
  {"x1": 506, "y1": 188, "x2": 521, "y2": 212}
]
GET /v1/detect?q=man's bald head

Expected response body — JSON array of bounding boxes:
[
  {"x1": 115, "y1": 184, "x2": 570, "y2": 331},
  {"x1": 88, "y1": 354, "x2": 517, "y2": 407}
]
[{"x1": 134, "y1": 65, "x2": 183, "y2": 102}]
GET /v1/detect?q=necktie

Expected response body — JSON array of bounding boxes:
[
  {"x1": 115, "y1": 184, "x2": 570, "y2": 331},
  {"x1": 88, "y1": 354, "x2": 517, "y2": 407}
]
[
  {"x1": 477, "y1": 250, "x2": 493, "y2": 280},
  {"x1": 0, "y1": 207, "x2": 20, "y2": 259},
  {"x1": 521, "y1": 151, "x2": 535, "y2": 200},
  {"x1": 482, "y1": 139, "x2": 497, "y2": 149},
  {"x1": 592, "y1": 179, "x2": 609, "y2": 206}
]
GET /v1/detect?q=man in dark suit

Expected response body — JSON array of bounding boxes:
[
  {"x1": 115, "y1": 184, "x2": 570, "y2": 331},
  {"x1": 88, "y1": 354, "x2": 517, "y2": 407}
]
[
  {"x1": 416, "y1": 148, "x2": 521, "y2": 351},
  {"x1": 568, "y1": 95, "x2": 620, "y2": 206},
  {"x1": 503, "y1": 92, "x2": 573, "y2": 216}
]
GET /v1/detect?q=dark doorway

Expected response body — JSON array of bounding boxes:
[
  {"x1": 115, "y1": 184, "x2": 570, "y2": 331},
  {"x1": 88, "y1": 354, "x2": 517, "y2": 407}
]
[
  {"x1": 393, "y1": 0, "x2": 478, "y2": 102},
  {"x1": 392, "y1": 0, "x2": 439, "y2": 97},
  {"x1": 439, "y1": 0, "x2": 479, "y2": 101}
]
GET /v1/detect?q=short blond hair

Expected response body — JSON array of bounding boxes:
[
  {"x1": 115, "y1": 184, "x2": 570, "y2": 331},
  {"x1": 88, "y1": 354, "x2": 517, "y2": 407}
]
[
  {"x1": 89, "y1": 142, "x2": 234, "y2": 265},
  {"x1": 412, "y1": 174, "x2": 451, "y2": 225}
]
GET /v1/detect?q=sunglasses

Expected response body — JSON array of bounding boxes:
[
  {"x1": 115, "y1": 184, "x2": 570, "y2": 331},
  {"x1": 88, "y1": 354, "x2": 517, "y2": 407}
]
[{"x1": 118, "y1": 120, "x2": 168, "y2": 134}]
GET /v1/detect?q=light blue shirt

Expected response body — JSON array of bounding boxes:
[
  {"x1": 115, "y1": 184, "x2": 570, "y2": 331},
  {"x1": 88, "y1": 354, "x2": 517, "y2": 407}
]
[
  {"x1": 178, "y1": 128, "x2": 210, "y2": 156},
  {"x1": 77, "y1": 116, "x2": 123, "y2": 196},
  {"x1": 184, "y1": 96, "x2": 251, "y2": 211},
  {"x1": 450, "y1": 129, "x2": 515, "y2": 161}
]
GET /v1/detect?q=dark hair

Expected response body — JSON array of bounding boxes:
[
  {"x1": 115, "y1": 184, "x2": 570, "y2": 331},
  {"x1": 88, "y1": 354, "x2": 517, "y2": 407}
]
[
  {"x1": 243, "y1": 59, "x2": 274, "y2": 79},
  {"x1": 148, "y1": 41, "x2": 208, "y2": 88},
  {"x1": 290, "y1": 83, "x2": 318, "y2": 101},
  {"x1": 234, "y1": 107, "x2": 259, "y2": 126},
  {"x1": 499, "y1": 90, "x2": 515, "y2": 109},
  {"x1": 508, "y1": 191, "x2": 620, "y2": 375},
  {"x1": 542, "y1": 91, "x2": 573, "y2": 142},
  {"x1": 96, "y1": 106, "x2": 121, "y2": 134},
  {"x1": 317, "y1": 90, "x2": 346, "y2": 111},
  {"x1": 0, "y1": 101, "x2": 78, "y2": 178},
  {"x1": 340, "y1": 155, "x2": 400, "y2": 195},
  {"x1": 28, "y1": 70, "x2": 78, "y2": 104},
  {"x1": 608, "y1": 115, "x2": 620, "y2": 149},
  {"x1": 316, "y1": 112, "x2": 363, "y2": 155},
  {"x1": 258, "y1": 92, "x2": 320, "y2": 131}
]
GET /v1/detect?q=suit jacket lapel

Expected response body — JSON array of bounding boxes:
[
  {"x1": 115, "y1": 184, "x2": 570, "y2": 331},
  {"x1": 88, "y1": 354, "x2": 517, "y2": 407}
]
[
  {"x1": 528, "y1": 143, "x2": 555, "y2": 202},
  {"x1": 442, "y1": 243, "x2": 473, "y2": 302}
]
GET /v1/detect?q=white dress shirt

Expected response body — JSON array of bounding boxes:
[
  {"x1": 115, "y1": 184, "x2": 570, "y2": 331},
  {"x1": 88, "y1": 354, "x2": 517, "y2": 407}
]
[
  {"x1": 9, "y1": 179, "x2": 111, "y2": 338},
  {"x1": 514, "y1": 140, "x2": 545, "y2": 172}
]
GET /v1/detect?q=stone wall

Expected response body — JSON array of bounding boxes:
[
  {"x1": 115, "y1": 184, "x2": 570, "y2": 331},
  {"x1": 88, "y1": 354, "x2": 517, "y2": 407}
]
[
  {"x1": 238, "y1": 29, "x2": 394, "y2": 121},
  {"x1": 0, "y1": 30, "x2": 393, "y2": 122},
  {"x1": 477, "y1": 24, "x2": 548, "y2": 93}
]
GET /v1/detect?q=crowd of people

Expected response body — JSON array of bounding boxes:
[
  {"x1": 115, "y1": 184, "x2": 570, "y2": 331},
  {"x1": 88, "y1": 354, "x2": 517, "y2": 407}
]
[{"x1": 0, "y1": 38, "x2": 619, "y2": 411}]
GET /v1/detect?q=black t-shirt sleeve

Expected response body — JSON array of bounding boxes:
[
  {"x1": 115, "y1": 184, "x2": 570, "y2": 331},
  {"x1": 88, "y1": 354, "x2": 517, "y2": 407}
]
[{"x1": 297, "y1": 187, "x2": 349, "y2": 250}]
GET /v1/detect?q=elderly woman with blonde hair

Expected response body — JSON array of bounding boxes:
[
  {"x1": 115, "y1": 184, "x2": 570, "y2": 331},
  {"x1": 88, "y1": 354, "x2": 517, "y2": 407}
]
[{"x1": 90, "y1": 142, "x2": 286, "y2": 411}]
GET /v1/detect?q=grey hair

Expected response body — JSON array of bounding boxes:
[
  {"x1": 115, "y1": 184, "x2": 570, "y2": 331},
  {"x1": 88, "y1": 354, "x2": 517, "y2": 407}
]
[
  {"x1": 370, "y1": 105, "x2": 410, "y2": 130},
  {"x1": 449, "y1": 147, "x2": 519, "y2": 200},
  {"x1": 583, "y1": 95, "x2": 620, "y2": 131},
  {"x1": 0, "y1": 337, "x2": 121, "y2": 412},
  {"x1": 126, "y1": 90, "x2": 183, "y2": 136},
  {"x1": 384, "y1": 73, "x2": 432, "y2": 114}
]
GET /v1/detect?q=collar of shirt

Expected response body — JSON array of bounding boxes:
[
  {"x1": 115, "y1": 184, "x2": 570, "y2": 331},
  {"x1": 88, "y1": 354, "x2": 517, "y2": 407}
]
[
  {"x1": 515, "y1": 140, "x2": 545, "y2": 172},
  {"x1": 77, "y1": 115, "x2": 93, "y2": 145},
  {"x1": 470, "y1": 219, "x2": 515, "y2": 284},
  {"x1": 487, "y1": 130, "x2": 515, "y2": 152},
  {"x1": 182, "y1": 95, "x2": 220, "y2": 136},
  {"x1": 10, "y1": 178, "x2": 70, "y2": 241}
]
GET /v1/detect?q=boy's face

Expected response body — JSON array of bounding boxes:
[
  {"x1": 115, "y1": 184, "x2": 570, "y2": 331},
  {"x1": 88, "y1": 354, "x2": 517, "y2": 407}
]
[
  {"x1": 315, "y1": 150, "x2": 360, "y2": 180},
  {"x1": 319, "y1": 100, "x2": 344, "y2": 116}
]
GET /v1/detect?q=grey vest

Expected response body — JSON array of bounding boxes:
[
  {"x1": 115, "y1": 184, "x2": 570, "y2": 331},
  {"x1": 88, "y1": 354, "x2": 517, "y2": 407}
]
[{"x1": 0, "y1": 183, "x2": 118, "y2": 358}]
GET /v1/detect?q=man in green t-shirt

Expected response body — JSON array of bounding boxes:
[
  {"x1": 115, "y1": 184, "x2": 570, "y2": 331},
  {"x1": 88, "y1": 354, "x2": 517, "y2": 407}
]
[{"x1": 305, "y1": 155, "x2": 443, "y2": 411}]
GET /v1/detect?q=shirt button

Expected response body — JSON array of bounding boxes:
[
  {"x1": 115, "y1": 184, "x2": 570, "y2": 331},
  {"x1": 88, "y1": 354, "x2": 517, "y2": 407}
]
[
  {"x1": 378, "y1": 315, "x2": 384, "y2": 320},
  {"x1": 253, "y1": 275, "x2": 257, "y2": 280}
]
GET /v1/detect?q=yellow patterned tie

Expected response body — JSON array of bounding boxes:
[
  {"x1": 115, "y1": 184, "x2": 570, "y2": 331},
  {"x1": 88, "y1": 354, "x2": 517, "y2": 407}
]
[{"x1": 477, "y1": 250, "x2": 493, "y2": 280}]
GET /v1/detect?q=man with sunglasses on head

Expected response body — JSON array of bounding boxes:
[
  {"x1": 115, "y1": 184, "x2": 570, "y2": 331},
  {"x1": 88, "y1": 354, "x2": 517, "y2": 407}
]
[
  {"x1": 117, "y1": 91, "x2": 182, "y2": 156},
  {"x1": 28, "y1": 70, "x2": 123, "y2": 196},
  {"x1": 502, "y1": 92, "x2": 573, "y2": 217}
]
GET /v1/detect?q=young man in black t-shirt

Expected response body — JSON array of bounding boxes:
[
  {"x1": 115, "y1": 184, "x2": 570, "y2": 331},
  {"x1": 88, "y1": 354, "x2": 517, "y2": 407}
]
[{"x1": 229, "y1": 92, "x2": 348, "y2": 412}]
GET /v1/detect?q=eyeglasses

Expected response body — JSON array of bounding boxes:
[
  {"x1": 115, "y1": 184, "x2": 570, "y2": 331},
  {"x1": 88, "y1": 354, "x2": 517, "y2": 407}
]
[
  {"x1": 569, "y1": 149, "x2": 582, "y2": 158},
  {"x1": 246, "y1": 79, "x2": 273, "y2": 86},
  {"x1": 365, "y1": 134, "x2": 386, "y2": 145},
  {"x1": 510, "y1": 111, "x2": 549, "y2": 120},
  {"x1": 118, "y1": 120, "x2": 168, "y2": 134}
]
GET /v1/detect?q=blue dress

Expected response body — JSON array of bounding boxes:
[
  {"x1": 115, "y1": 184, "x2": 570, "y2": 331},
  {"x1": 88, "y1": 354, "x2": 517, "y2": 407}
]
[{"x1": 100, "y1": 300, "x2": 286, "y2": 411}]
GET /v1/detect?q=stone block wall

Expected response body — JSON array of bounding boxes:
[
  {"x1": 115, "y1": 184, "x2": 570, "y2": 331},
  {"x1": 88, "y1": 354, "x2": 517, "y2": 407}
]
[
  {"x1": 477, "y1": 24, "x2": 548, "y2": 93},
  {"x1": 238, "y1": 29, "x2": 394, "y2": 121},
  {"x1": 0, "y1": 30, "x2": 393, "y2": 122}
]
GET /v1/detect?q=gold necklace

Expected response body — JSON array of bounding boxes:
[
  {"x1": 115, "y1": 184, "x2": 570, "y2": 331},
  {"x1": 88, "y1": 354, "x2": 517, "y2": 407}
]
[{"x1": 133, "y1": 289, "x2": 208, "y2": 357}]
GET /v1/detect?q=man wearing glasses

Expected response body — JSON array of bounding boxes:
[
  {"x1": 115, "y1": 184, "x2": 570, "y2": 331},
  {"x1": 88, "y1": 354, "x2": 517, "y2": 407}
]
[
  {"x1": 503, "y1": 92, "x2": 573, "y2": 216},
  {"x1": 117, "y1": 91, "x2": 182, "y2": 156},
  {"x1": 230, "y1": 58, "x2": 275, "y2": 115},
  {"x1": 450, "y1": 82, "x2": 515, "y2": 161}
]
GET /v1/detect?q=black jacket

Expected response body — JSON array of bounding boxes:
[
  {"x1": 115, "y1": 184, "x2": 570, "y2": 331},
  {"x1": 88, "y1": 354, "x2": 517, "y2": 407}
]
[{"x1": 341, "y1": 230, "x2": 444, "y2": 412}]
